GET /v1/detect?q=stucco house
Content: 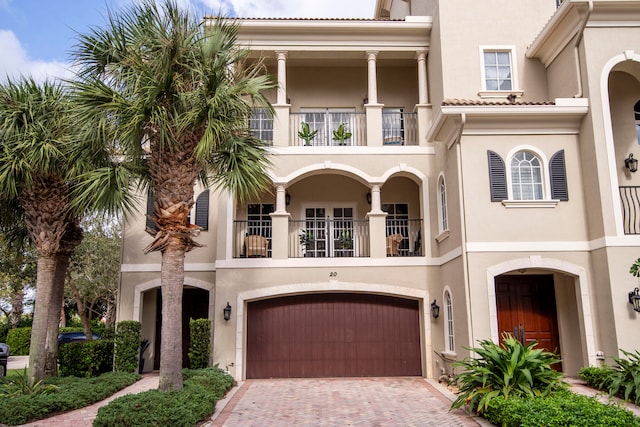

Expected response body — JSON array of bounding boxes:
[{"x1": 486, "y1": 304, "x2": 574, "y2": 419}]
[{"x1": 117, "y1": 0, "x2": 640, "y2": 380}]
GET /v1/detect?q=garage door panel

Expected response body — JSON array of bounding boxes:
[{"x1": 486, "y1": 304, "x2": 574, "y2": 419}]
[{"x1": 246, "y1": 293, "x2": 421, "y2": 378}]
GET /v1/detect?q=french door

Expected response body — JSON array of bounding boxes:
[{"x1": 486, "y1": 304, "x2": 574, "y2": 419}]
[
  {"x1": 301, "y1": 108, "x2": 357, "y2": 146},
  {"x1": 304, "y1": 206, "x2": 354, "y2": 257}
]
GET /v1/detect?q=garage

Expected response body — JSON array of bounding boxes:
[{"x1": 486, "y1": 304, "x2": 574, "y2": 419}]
[{"x1": 246, "y1": 293, "x2": 422, "y2": 378}]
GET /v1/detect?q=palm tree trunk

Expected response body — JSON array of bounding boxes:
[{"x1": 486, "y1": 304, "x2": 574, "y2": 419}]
[
  {"x1": 43, "y1": 253, "x2": 70, "y2": 377},
  {"x1": 158, "y1": 238, "x2": 185, "y2": 391},
  {"x1": 28, "y1": 254, "x2": 57, "y2": 385}
]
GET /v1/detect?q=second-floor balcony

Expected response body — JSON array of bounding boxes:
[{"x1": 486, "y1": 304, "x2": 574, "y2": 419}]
[
  {"x1": 233, "y1": 217, "x2": 423, "y2": 259},
  {"x1": 620, "y1": 186, "x2": 640, "y2": 234},
  {"x1": 251, "y1": 108, "x2": 419, "y2": 147}
]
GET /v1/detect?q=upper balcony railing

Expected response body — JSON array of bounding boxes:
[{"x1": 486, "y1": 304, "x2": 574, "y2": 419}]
[
  {"x1": 289, "y1": 219, "x2": 370, "y2": 258},
  {"x1": 386, "y1": 218, "x2": 423, "y2": 256},
  {"x1": 382, "y1": 111, "x2": 417, "y2": 146},
  {"x1": 290, "y1": 112, "x2": 366, "y2": 147},
  {"x1": 620, "y1": 186, "x2": 640, "y2": 234},
  {"x1": 234, "y1": 220, "x2": 272, "y2": 258}
]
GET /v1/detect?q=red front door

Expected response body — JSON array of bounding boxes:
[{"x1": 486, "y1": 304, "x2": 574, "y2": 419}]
[{"x1": 495, "y1": 275, "x2": 561, "y2": 368}]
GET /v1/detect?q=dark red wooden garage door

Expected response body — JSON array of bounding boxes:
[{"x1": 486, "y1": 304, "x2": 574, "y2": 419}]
[{"x1": 246, "y1": 293, "x2": 421, "y2": 378}]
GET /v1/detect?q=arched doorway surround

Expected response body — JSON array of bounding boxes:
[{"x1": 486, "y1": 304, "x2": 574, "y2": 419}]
[{"x1": 486, "y1": 256, "x2": 596, "y2": 367}]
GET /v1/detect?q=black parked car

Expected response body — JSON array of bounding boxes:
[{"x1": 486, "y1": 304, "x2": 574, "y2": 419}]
[
  {"x1": 0, "y1": 343, "x2": 9, "y2": 376},
  {"x1": 57, "y1": 332, "x2": 100, "y2": 345}
]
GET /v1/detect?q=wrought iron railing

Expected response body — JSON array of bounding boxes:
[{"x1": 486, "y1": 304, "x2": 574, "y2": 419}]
[
  {"x1": 620, "y1": 186, "x2": 640, "y2": 234},
  {"x1": 290, "y1": 112, "x2": 367, "y2": 147},
  {"x1": 289, "y1": 219, "x2": 370, "y2": 258},
  {"x1": 233, "y1": 220, "x2": 272, "y2": 258},
  {"x1": 382, "y1": 111, "x2": 417, "y2": 146},
  {"x1": 385, "y1": 218, "x2": 423, "y2": 256}
]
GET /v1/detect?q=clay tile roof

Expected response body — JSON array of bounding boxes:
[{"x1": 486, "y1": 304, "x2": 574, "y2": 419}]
[{"x1": 442, "y1": 98, "x2": 556, "y2": 106}]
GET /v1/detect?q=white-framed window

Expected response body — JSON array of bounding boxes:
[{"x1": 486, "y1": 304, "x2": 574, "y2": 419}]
[
  {"x1": 444, "y1": 290, "x2": 455, "y2": 353},
  {"x1": 479, "y1": 46, "x2": 522, "y2": 98},
  {"x1": 437, "y1": 175, "x2": 448, "y2": 233},
  {"x1": 510, "y1": 151, "x2": 544, "y2": 201},
  {"x1": 488, "y1": 147, "x2": 568, "y2": 206},
  {"x1": 249, "y1": 108, "x2": 273, "y2": 144}
]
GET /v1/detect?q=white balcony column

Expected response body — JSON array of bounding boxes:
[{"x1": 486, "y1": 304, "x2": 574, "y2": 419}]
[
  {"x1": 416, "y1": 51, "x2": 428, "y2": 105},
  {"x1": 415, "y1": 50, "x2": 432, "y2": 146},
  {"x1": 276, "y1": 51, "x2": 288, "y2": 106},
  {"x1": 366, "y1": 51, "x2": 379, "y2": 105},
  {"x1": 365, "y1": 51, "x2": 383, "y2": 147},
  {"x1": 370, "y1": 184, "x2": 383, "y2": 213},
  {"x1": 273, "y1": 51, "x2": 290, "y2": 147},
  {"x1": 366, "y1": 184, "x2": 387, "y2": 258},
  {"x1": 270, "y1": 184, "x2": 291, "y2": 259}
]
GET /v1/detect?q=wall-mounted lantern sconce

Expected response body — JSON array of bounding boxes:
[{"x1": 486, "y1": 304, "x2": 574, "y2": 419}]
[
  {"x1": 223, "y1": 302, "x2": 232, "y2": 321},
  {"x1": 285, "y1": 192, "x2": 291, "y2": 206},
  {"x1": 626, "y1": 154, "x2": 638, "y2": 173},
  {"x1": 629, "y1": 288, "x2": 640, "y2": 313},
  {"x1": 430, "y1": 299, "x2": 440, "y2": 319},
  {"x1": 366, "y1": 191, "x2": 372, "y2": 205}
]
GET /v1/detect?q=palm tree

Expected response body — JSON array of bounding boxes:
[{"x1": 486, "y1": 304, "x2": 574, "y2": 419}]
[
  {"x1": 0, "y1": 78, "x2": 77, "y2": 384},
  {"x1": 70, "y1": 0, "x2": 276, "y2": 390}
]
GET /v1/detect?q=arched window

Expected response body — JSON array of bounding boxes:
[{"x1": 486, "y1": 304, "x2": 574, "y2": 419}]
[
  {"x1": 437, "y1": 176, "x2": 448, "y2": 232},
  {"x1": 444, "y1": 290, "x2": 455, "y2": 353},
  {"x1": 510, "y1": 151, "x2": 543, "y2": 200}
]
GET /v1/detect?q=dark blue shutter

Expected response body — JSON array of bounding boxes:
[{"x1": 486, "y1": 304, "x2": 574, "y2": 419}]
[
  {"x1": 549, "y1": 150, "x2": 568, "y2": 201},
  {"x1": 195, "y1": 190, "x2": 209, "y2": 231},
  {"x1": 145, "y1": 190, "x2": 157, "y2": 232},
  {"x1": 487, "y1": 150, "x2": 507, "y2": 201}
]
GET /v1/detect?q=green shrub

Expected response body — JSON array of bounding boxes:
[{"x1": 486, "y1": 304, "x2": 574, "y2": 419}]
[
  {"x1": 483, "y1": 389, "x2": 640, "y2": 427},
  {"x1": 450, "y1": 333, "x2": 566, "y2": 414},
  {"x1": 5, "y1": 327, "x2": 31, "y2": 356},
  {"x1": 94, "y1": 367, "x2": 234, "y2": 427},
  {"x1": 579, "y1": 365, "x2": 614, "y2": 390},
  {"x1": 608, "y1": 349, "x2": 640, "y2": 405},
  {"x1": 0, "y1": 371, "x2": 139, "y2": 426},
  {"x1": 188, "y1": 318, "x2": 211, "y2": 369},
  {"x1": 0, "y1": 368, "x2": 57, "y2": 397},
  {"x1": 58, "y1": 339, "x2": 114, "y2": 377},
  {"x1": 114, "y1": 321, "x2": 141, "y2": 373},
  {"x1": 0, "y1": 321, "x2": 9, "y2": 343}
]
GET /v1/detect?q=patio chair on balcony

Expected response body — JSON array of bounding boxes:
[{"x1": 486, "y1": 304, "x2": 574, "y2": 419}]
[
  {"x1": 245, "y1": 235, "x2": 268, "y2": 257},
  {"x1": 386, "y1": 234, "x2": 403, "y2": 256}
]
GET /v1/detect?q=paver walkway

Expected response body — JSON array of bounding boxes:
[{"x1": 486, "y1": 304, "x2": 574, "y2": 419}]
[
  {"x1": 19, "y1": 373, "x2": 159, "y2": 427},
  {"x1": 206, "y1": 377, "x2": 485, "y2": 427}
]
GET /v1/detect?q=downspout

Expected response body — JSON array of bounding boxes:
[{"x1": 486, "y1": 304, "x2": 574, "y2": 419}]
[
  {"x1": 573, "y1": 0, "x2": 593, "y2": 98},
  {"x1": 452, "y1": 113, "x2": 476, "y2": 351}
]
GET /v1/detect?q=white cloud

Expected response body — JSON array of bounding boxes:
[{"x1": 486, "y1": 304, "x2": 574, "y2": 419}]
[{"x1": 0, "y1": 30, "x2": 73, "y2": 84}]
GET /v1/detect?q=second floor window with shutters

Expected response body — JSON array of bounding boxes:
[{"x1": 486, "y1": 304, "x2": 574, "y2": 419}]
[
  {"x1": 510, "y1": 151, "x2": 543, "y2": 200},
  {"x1": 487, "y1": 149, "x2": 568, "y2": 203}
]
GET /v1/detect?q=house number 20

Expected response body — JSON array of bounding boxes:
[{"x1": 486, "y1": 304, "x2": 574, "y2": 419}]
[{"x1": 329, "y1": 272, "x2": 338, "y2": 277}]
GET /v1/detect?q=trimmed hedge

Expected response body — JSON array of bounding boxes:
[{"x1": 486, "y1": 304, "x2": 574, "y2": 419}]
[
  {"x1": 93, "y1": 367, "x2": 234, "y2": 427},
  {"x1": 188, "y1": 318, "x2": 211, "y2": 369},
  {"x1": 483, "y1": 390, "x2": 640, "y2": 427},
  {"x1": 579, "y1": 366, "x2": 614, "y2": 390},
  {"x1": 114, "y1": 321, "x2": 141, "y2": 373},
  {"x1": 5, "y1": 327, "x2": 31, "y2": 356},
  {"x1": 0, "y1": 371, "x2": 139, "y2": 426},
  {"x1": 58, "y1": 339, "x2": 114, "y2": 377}
]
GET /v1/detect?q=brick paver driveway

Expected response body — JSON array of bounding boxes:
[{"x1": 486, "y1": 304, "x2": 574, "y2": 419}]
[{"x1": 208, "y1": 377, "x2": 484, "y2": 427}]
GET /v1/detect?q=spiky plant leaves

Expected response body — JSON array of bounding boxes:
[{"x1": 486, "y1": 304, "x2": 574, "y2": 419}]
[{"x1": 450, "y1": 333, "x2": 566, "y2": 414}]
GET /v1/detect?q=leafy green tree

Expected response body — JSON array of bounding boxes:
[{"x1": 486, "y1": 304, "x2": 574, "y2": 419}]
[
  {"x1": 66, "y1": 215, "x2": 120, "y2": 338},
  {"x1": 0, "y1": 228, "x2": 36, "y2": 327},
  {"x1": 70, "y1": 0, "x2": 276, "y2": 390}
]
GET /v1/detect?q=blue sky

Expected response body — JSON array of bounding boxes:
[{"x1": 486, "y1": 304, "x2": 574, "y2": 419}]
[{"x1": 0, "y1": 0, "x2": 375, "y2": 83}]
